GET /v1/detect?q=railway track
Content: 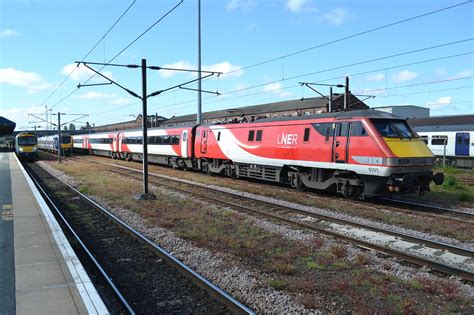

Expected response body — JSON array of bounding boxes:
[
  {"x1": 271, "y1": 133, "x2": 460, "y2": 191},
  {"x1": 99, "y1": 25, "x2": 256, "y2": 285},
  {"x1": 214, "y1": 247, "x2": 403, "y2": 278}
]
[
  {"x1": 377, "y1": 197, "x2": 474, "y2": 224},
  {"x1": 25, "y1": 161, "x2": 254, "y2": 314},
  {"x1": 69, "y1": 156, "x2": 474, "y2": 282}
]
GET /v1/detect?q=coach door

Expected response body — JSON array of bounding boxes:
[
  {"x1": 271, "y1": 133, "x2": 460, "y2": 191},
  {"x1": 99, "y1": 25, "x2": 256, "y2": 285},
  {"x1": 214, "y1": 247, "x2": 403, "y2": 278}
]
[
  {"x1": 200, "y1": 130, "x2": 208, "y2": 154},
  {"x1": 181, "y1": 130, "x2": 188, "y2": 158},
  {"x1": 113, "y1": 134, "x2": 118, "y2": 152},
  {"x1": 333, "y1": 122, "x2": 350, "y2": 163},
  {"x1": 455, "y1": 133, "x2": 470, "y2": 156}
]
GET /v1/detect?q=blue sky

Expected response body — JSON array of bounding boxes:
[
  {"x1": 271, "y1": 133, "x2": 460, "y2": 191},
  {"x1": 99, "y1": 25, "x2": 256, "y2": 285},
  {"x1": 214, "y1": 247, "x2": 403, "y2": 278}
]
[{"x1": 1, "y1": 0, "x2": 473, "y2": 131}]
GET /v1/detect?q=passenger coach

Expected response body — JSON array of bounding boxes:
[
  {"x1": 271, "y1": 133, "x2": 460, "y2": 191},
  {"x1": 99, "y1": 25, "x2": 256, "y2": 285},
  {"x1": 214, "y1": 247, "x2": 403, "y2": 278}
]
[
  {"x1": 38, "y1": 134, "x2": 73, "y2": 156},
  {"x1": 72, "y1": 110, "x2": 443, "y2": 198}
]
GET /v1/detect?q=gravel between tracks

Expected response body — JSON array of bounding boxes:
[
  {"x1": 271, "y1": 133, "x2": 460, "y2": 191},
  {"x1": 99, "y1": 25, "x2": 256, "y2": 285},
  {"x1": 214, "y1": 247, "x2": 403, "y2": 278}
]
[
  {"x1": 153, "y1": 171, "x2": 474, "y2": 250},
  {"x1": 37, "y1": 161, "x2": 474, "y2": 310}
]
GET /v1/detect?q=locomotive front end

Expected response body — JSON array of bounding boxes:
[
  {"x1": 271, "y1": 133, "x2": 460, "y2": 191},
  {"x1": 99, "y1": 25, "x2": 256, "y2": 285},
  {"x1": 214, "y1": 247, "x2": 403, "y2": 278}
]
[{"x1": 371, "y1": 118, "x2": 444, "y2": 195}]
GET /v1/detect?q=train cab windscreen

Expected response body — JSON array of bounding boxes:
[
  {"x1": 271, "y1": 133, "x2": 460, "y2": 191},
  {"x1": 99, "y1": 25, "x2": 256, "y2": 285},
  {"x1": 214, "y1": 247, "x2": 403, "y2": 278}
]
[
  {"x1": 371, "y1": 119, "x2": 417, "y2": 139},
  {"x1": 17, "y1": 136, "x2": 37, "y2": 146},
  {"x1": 62, "y1": 136, "x2": 71, "y2": 144}
]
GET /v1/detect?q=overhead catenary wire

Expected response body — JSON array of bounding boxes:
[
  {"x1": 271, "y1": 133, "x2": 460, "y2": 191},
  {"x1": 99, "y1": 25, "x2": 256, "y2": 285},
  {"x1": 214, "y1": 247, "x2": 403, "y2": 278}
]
[
  {"x1": 49, "y1": 0, "x2": 184, "y2": 111},
  {"x1": 45, "y1": 0, "x2": 469, "y2": 113},
  {"x1": 374, "y1": 85, "x2": 473, "y2": 99},
  {"x1": 94, "y1": 76, "x2": 473, "y2": 127},
  {"x1": 145, "y1": 39, "x2": 473, "y2": 112},
  {"x1": 211, "y1": 0, "x2": 474, "y2": 79},
  {"x1": 79, "y1": 0, "x2": 184, "y2": 87},
  {"x1": 40, "y1": 0, "x2": 137, "y2": 110},
  {"x1": 152, "y1": 76, "x2": 474, "y2": 116}
]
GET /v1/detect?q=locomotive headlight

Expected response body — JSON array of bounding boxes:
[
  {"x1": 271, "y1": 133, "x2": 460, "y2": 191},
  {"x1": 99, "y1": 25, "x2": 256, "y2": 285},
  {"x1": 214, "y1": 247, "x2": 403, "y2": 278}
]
[
  {"x1": 19, "y1": 147, "x2": 24, "y2": 152},
  {"x1": 32, "y1": 146, "x2": 38, "y2": 152}
]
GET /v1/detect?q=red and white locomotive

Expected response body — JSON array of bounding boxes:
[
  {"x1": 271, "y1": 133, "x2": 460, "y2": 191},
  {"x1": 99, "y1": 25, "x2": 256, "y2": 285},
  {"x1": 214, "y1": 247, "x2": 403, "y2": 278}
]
[{"x1": 73, "y1": 110, "x2": 443, "y2": 198}]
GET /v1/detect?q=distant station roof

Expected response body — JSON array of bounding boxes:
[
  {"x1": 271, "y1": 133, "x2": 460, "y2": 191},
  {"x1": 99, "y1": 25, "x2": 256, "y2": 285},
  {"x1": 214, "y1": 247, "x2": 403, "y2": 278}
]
[
  {"x1": 409, "y1": 115, "x2": 474, "y2": 132},
  {"x1": 0, "y1": 117, "x2": 16, "y2": 136}
]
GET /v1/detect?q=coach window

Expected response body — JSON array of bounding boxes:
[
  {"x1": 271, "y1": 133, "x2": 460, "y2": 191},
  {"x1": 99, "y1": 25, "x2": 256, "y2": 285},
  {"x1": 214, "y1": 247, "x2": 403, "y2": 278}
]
[
  {"x1": 350, "y1": 122, "x2": 367, "y2": 137},
  {"x1": 303, "y1": 128, "x2": 310, "y2": 142},
  {"x1": 339, "y1": 122, "x2": 350, "y2": 137},
  {"x1": 421, "y1": 136, "x2": 428, "y2": 144},
  {"x1": 248, "y1": 130, "x2": 255, "y2": 141},
  {"x1": 256, "y1": 130, "x2": 263, "y2": 141},
  {"x1": 217, "y1": 132, "x2": 221, "y2": 141},
  {"x1": 431, "y1": 136, "x2": 447, "y2": 145},
  {"x1": 162, "y1": 136, "x2": 170, "y2": 145},
  {"x1": 171, "y1": 136, "x2": 180, "y2": 145}
]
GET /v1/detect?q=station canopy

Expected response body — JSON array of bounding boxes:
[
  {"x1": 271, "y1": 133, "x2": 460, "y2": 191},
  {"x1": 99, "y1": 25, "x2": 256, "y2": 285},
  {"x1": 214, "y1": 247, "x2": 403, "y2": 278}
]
[{"x1": 0, "y1": 116, "x2": 16, "y2": 136}]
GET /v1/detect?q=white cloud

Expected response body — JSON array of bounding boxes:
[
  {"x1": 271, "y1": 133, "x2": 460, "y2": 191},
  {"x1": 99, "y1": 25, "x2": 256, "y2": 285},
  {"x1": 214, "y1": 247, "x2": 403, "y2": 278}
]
[
  {"x1": 448, "y1": 69, "x2": 473, "y2": 80},
  {"x1": 426, "y1": 96, "x2": 452, "y2": 109},
  {"x1": 322, "y1": 8, "x2": 348, "y2": 25},
  {"x1": 287, "y1": 0, "x2": 316, "y2": 13},
  {"x1": 2, "y1": 106, "x2": 50, "y2": 130},
  {"x1": 159, "y1": 60, "x2": 243, "y2": 78},
  {"x1": 203, "y1": 62, "x2": 243, "y2": 78},
  {"x1": 366, "y1": 73, "x2": 385, "y2": 82},
  {"x1": 392, "y1": 70, "x2": 418, "y2": 83},
  {"x1": 110, "y1": 97, "x2": 132, "y2": 105},
  {"x1": 78, "y1": 91, "x2": 116, "y2": 100},
  {"x1": 159, "y1": 60, "x2": 194, "y2": 78},
  {"x1": 1, "y1": 29, "x2": 19, "y2": 37},
  {"x1": 61, "y1": 63, "x2": 113, "y2": 82},
  {"x1": 262, "y1": 82, "x2": 292, "y2": 98},
  {"x1": 225, "y1": 0, "x2": 255, "y2": 11},
  {"x1": 0, "y1": 67, "x2": 51, "y2": 94}
]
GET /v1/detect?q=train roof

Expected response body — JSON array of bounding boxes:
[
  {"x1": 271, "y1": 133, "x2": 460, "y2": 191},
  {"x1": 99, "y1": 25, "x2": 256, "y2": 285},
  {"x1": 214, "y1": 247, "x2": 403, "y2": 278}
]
[
  {"x1": 413, "y1": 125, "x2": 474, "y2": 132},
  {"x1": 73, "y1": 124, "x2": 198, "y2": 137},
  {"x1": 409, "y1": 115, "x2": 474, "y2": 132},
  {"x1": 202, "y1": 109, "x2": 401, "y2": 126},
  {"x1": 38, "y1": 134, "x2": 72, "y2": 139},
  {"x1": 16, "y1": 132, "x2": 36, "y2": 138}
]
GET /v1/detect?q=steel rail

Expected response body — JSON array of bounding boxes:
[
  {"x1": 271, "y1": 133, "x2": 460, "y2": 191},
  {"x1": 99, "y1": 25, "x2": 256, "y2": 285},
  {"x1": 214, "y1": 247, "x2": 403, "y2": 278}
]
[
  {"x1": 379, "y1": 197, "x2": 474, "y2": 221},
  {"x1": 82, "y1": 161, "x2": 474, "y2": 282},
  {"x1": 107, "y1": 167, "x2": 474, "y2": 282},
  {"x1": 35, "y1": 161, "x2": 255, "y2": 315},
  {"x1": 99, "y1": 162, "x2": 473, "y2": 258},
  {"x1": 23, "y1": 164, "x2": 136, "y2": 314},
  {"x1": 71, "y1": 154, "x2": 473, "y2": 224}
]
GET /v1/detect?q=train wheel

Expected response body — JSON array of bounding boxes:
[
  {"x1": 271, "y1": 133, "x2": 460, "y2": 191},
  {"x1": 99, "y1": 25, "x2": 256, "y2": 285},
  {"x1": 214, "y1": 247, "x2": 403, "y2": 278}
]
[{"x1": 290, "y1": 173, "x2": 305, "y2": 191}]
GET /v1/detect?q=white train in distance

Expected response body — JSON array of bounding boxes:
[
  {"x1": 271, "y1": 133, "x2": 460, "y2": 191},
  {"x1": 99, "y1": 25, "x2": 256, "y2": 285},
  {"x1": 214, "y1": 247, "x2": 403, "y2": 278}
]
[{"x1": 416, "y1": 130, "x2": 474, "y2": 168}]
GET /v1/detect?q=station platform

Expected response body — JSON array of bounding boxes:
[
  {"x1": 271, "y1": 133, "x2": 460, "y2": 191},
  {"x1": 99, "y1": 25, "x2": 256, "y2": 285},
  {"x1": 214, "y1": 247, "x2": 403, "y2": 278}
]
[{"x1": 0, "y1": 152, "x2": 108, "y2": 315}]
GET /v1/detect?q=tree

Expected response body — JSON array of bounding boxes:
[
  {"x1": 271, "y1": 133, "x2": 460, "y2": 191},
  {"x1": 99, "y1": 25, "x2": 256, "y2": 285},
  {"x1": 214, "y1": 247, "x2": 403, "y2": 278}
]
[
  {"x1": 69, "y1": 123, "x2": 76, "y2": 132},
  {"x1": 63, "y1": 125, "x2": 68, "y2": 131}
]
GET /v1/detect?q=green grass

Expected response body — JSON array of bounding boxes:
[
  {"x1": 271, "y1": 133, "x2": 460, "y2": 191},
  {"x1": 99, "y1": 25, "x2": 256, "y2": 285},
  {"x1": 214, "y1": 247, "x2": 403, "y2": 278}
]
[
  {"x1": 420, "y1": 166, "x2": 474, "y2": 205},
  {"x1": 267, "y1": 278, "x2": 288, "y2": 290}
]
